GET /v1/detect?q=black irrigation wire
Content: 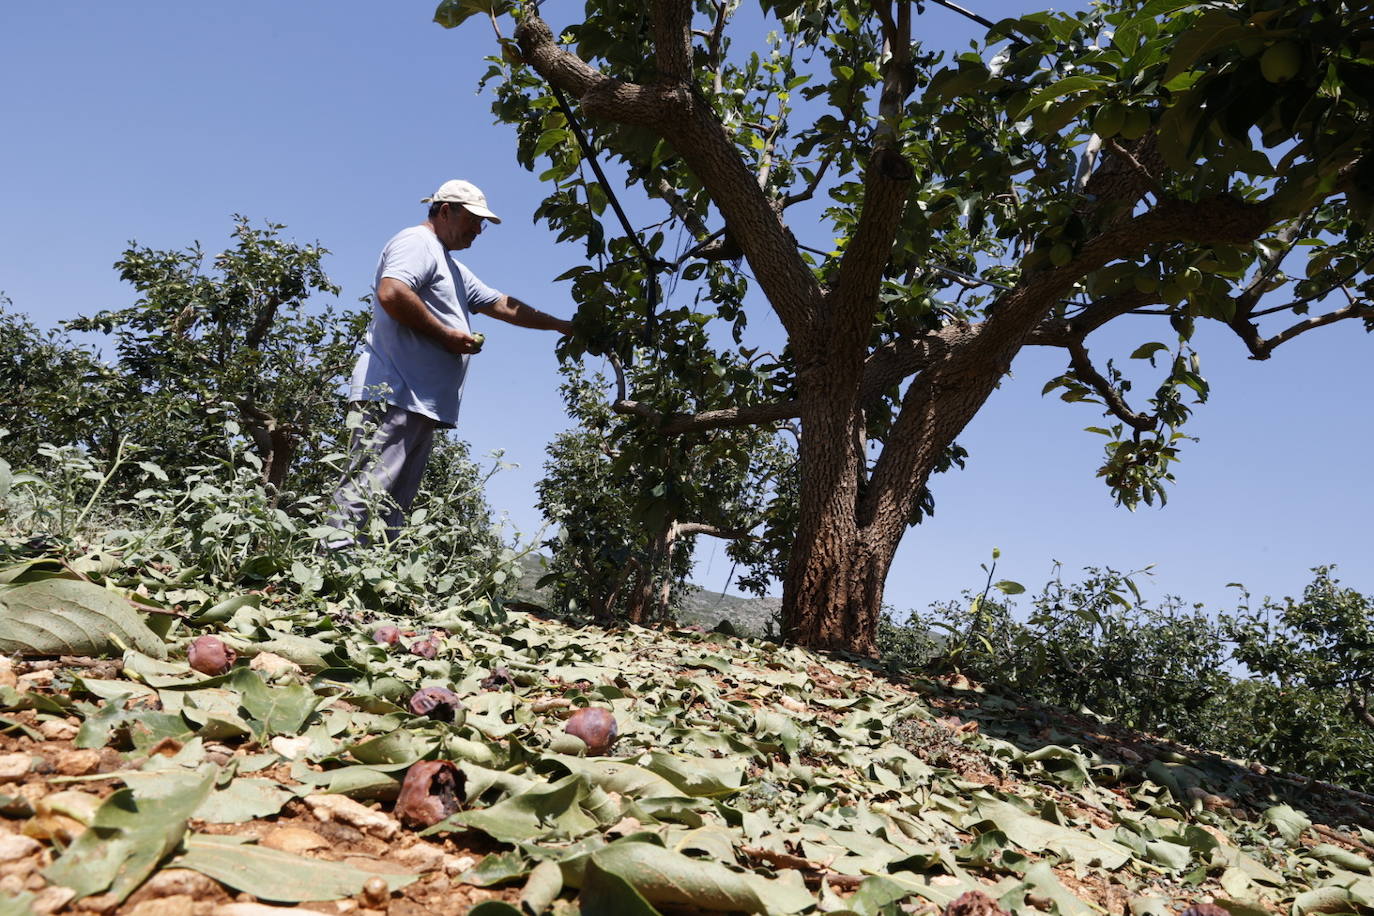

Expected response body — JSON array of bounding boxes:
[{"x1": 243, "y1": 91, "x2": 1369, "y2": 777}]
[{"x1": 547, "y1": 83, "x2": 673, "y2": 345}]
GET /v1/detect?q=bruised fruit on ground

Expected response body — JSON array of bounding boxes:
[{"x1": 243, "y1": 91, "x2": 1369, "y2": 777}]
[
  {"x1": 408, "y1": 637, "x2": 440, "y2": 659},
  {"x1": 188, "y1": 635, "x2": 236, "y2": 675},
  {"x1": 481, "y1": 666, "x2": 514, "y2": 689},
  {"x1": 395, "y1": 760, "x2": 465, "y2": 828},
  {"x1": 944, "y1": 890, "x2": 1010, "y2": 916},
  {"x1": 373, "y1": 625, "x2": 401, "y2": 646},
  {"x1": 408, "y1": 687, "x2": 463, "y2": 722},
  {"x1": 564, "y1": 707, "x2": 618, "y2": 755}
]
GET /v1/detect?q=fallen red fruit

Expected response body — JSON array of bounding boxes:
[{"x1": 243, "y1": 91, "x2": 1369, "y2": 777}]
[
  {"x1": 373, "y1": 625, "x2": 401, "y2": 646},
  {"x1": 408, "y1": 687, "x2": 463, "y2": 722},
  {"x1": 564, "y1": 707, "x2": 619, "y2": 756},
  {"x1": 187, "y1": 635, "x2": 236, "y2": 676},
  {"x1": 480, "y1": 666, "x2": 514, "y2": 690},
  {"x1": 395, "y1": 760, "x2": 466, "y2": 828},
  {"x1": 944, "y1": 890, "x2": 1010, "y2": 916},
  {"x1": 408, "y1": 637, "x2": 440, "y2": 659}
]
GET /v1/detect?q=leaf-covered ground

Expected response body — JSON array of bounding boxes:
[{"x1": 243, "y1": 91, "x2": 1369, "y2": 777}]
[{"x1": 3, "y1": 551, "x2": 1374, "y2": 916}]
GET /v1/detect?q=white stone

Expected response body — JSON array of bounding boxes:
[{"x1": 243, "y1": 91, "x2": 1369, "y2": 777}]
[
  {"x1": 393, "y1": 842, "x2": 446, "y2": 872},
  {"x1": 36, "y1": 719, "x2": 79, "y2": 741},
  {"x1": 0, "y1": 834, "x2": 40, "y2": 862},
  {"x1": 304, "y1": 793, "x2": 399, "y2": 840},
  {"x1": 444, "y1": 854, "x2": 477, "y2": 875},
  {"x1": 0, "y1": 754, "x2": 32, "y2": 783}
]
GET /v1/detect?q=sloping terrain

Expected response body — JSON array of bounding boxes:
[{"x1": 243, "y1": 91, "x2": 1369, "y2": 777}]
[{"x1": 2, "y1": 550, "x2": 1373, "y2": 916}]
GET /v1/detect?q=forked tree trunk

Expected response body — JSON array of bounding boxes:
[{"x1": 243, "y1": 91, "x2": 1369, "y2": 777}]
[
  {"x1": 780, "y1": 381, "x2": 888, "y2": 653},
  {"x1": 781, "y1": 351, "x2": 1014, "y2": 655},
  {"x1": 782, "y1": 527, "x2": 894, "y2": 655}
]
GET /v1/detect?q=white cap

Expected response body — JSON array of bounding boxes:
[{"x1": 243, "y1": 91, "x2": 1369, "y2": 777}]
[{"x1": 420, "y1": 179, "x2": 502, "y2": 223}]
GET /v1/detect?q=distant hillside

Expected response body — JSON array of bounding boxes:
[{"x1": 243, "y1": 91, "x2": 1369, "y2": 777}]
[{"x1": 510, "y1": 551, "x2": 779, "y2": 636}]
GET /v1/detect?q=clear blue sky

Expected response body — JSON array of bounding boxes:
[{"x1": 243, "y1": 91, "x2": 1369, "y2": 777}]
[{"x1": 3, "y1": 2, "x2": 1370, "y2": 615}]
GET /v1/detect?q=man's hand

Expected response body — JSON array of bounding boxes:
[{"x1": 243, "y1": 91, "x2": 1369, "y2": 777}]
[{"x1": 443, "y1": 328, "x2": 485, "y2": 355}]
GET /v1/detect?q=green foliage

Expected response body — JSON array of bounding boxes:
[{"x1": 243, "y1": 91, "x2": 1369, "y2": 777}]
[
  {"x1": 882, "y1": 564, "x2": 1374, "y2": 792},
  {"x1": 65, "y1": 216, "x2": 367, "y2": 495},
  {"x1": 0, "y1": 301, "x2": 113, "y2": 469},
  {"x1": 2, "y1": 419, "x2": 514, "y2": 619},
  {"x1": 2, "y1": 221, "x2": 515, "y2": 616},
  {"x1": 1227, "y1": 568, "x2": 1374, "y2": 784},
  {"x1": 536, "y1": 363, "x2": 791, "y2": 623}
]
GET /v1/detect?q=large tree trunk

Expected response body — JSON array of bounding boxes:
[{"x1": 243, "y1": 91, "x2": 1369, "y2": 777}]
[
  {"x1": 782, "y1": 523, "x2": 894, "y2": 654},
  {"x1": 781, "y1": 342, "x2": 1014, "y2": 655},
  {"x1": 780, "y1": 373, "x2": 883, "y2": 652}
]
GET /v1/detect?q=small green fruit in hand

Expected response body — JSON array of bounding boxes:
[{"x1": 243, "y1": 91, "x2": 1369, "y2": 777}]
[
  {"x1": 471, "y1": 332, "x2": 485, "y2": 353},
  {"x1": 1260, "y1": 41, "x2": 1301, "y2": 83}
]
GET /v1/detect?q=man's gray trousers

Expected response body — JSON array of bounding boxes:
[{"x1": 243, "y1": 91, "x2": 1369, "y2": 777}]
[{"x1": 328, "y1": 401, "x2": 437, "y2": 547}]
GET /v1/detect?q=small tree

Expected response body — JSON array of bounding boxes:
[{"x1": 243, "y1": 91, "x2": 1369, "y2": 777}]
[
  {"x1": 68, "y1": 217, "x2": 366, "y2": 495},
  {"x1": 1230, "y1": 567, "x2": 1374, "y2": 733},
  {"x1": 537, "y1": 361, "x2": 791, "y2": 623},
  {"x1": 0, "y1": 300, "x2": 115, "y2": 467}
]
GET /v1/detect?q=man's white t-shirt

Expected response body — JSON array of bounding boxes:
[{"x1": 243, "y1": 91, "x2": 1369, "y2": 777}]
[{"x1": 349, "y1": 226, "x2": 503, "y2": 427}]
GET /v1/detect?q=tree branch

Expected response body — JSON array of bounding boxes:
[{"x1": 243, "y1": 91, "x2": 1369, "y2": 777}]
[
  {"x1": 1103, "y1": 138, "x2": 1164, "y2": 198},
  {"x1": 1066, "y1": 339, "x2": 1156, "y2": 432},
  {"x1": 517, "y1": 10, "x2": 823, "y2": 338},
  {"x1": 654, "y1": 0, "x2": 694, "y2": 82},
  {"x1": 1235, "y1": 299, "x2": 1374, "y2": 360},
  {"x1": 1351, "y1": 688, "x2": 1374, "y2": 730},
  {"x1": 672, "y1": 520, "x2": 754, "y2": 539},
  {"x1": 612, "y1": 397, "x2": 801, "y2": 434},
  {"x1": 516, "y1": 16, "x2": 670, "y2": 124},
  {"x1": 826, "y1": 149, "x2": 915, "y2": 349},
  {"x1": 782, "y1": 150, "x2": 836, "y2": 208}
]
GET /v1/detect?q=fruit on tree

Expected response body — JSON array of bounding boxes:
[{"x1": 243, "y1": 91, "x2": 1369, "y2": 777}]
[
  {"x1": 1092, "y1": 102, "x2": 1126, "y2": 138},
  {"x1": 1260, "y1": 41, "x2": 1301, "y2": 83},
  {"x1": 1120, "y1": 108, "x2": 1150, "y2": 140}
]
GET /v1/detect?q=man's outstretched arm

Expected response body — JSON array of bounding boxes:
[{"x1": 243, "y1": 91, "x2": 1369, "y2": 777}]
[{"x1": 481, "y1": 295, "x2": 574, "y2": 335}]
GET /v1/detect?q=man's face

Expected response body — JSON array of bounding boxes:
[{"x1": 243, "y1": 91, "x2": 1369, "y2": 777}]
[{"x1": 438, "y1": 204, "x2": 485, "y2": 251}]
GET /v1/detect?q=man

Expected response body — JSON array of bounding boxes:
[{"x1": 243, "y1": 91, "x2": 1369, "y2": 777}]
[{"x1": 329, "y1": 179, "x2": 574, "y2": 546}]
